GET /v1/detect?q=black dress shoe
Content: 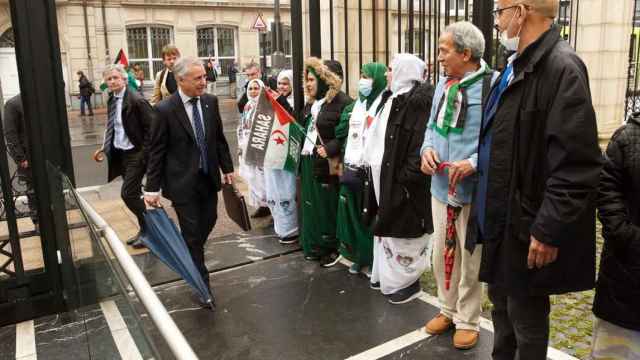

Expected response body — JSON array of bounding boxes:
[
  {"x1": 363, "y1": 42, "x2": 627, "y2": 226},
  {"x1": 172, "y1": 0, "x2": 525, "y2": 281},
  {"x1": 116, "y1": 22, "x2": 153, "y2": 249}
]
[
  {"x1": 250, "y1": 206, "x2": 271, "y2": 218},
  {"x1": 126, "y1": 232, "x2": 142, "y2": 245},
  {"x1": 131, "y1": 239, "x2": 146, "y2": 249}
]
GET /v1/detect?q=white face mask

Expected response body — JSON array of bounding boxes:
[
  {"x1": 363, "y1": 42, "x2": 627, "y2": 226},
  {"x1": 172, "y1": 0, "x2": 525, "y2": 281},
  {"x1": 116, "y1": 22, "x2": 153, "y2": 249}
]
[
  {"x1": 499, "y1": 10, "x2": 522, "y2": 52},
  {"x1": 359, "y1": 78, "x2": 374, "y2": 97}
]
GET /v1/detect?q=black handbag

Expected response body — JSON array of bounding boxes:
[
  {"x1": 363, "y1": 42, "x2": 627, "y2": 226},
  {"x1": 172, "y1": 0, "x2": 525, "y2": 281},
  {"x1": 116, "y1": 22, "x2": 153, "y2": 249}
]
[
  {"x1": 360, "y1": 167, "x2": 378, "y2": 227},
  {"x1": 339, "y1": 164, "x2": 366, "y2": 194}
]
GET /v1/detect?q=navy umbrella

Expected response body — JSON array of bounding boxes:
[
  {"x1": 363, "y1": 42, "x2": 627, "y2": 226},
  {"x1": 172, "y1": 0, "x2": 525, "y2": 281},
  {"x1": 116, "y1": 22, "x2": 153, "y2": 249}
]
[{"x1": 141, "y1": 208, "x2": 214, "y2": 310}]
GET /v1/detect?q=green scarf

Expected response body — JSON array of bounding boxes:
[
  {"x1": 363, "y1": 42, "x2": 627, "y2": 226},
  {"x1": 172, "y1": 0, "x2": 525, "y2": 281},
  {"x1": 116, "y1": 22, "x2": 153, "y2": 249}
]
[
  {"x1": 437, "y1": 62, "x2": 490, "y2": 136},
  {"x1": 359, "y1": 62, "x2": 388, "y2": 109}
]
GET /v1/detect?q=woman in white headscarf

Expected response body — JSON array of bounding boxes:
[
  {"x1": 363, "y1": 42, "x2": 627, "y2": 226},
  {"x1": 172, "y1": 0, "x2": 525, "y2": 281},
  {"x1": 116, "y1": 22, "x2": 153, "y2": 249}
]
[
  {"x1": 263, "y1": 69, "x2": 299, "y2": 243},
  {"x1": 238, "y1": 78, "x2": 268, "y2": 210},
  {"x1": 365, "y1": 54, "x2": 435, "y2": 305},
  {"x1": 275, "y1": 69, "x2": 294, "y2": 111}
]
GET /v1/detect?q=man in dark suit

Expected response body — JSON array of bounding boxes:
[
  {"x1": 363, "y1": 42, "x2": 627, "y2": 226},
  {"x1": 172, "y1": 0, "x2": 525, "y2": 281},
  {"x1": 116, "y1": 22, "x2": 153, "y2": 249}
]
[
  {"x1": 144, "y1": 57, "x2": 234, "y2": 305},
  {"x1": 93, "y1": 64, "x2": 152, "y2": 248},
  {"x1": 3, "y1": 94, "x2": 38, "y2": 228}
]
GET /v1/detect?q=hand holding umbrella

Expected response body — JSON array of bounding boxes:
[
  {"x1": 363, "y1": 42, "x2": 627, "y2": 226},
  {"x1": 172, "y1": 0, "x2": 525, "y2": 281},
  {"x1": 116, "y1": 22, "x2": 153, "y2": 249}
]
[{"x1": 436, "y1": 162, "x2": 463, "y2": 291}]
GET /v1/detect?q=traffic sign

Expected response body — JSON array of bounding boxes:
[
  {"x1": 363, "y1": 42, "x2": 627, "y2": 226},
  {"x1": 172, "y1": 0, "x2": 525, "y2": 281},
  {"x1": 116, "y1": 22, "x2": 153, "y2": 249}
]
[{"x1": 251, "y1": 13, "x2": 268, "y2": 32}]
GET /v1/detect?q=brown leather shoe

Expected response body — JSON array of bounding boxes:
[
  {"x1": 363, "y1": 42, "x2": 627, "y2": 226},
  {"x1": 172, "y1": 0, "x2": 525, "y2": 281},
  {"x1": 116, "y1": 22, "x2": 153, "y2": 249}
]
[
  {"x1": 425, "y1": 314, "x2": 454, "y2": 335},
  {"x1": 453, "y1": 329, "x2": 479, "y2": 350}
]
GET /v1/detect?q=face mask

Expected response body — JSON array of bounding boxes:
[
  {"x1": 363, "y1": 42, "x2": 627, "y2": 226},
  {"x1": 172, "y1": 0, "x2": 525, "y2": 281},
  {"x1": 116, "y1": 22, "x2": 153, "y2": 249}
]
[
  {"x1": 499, "y1": 9, "x2": 522, "y2": 52},
  {"x1": 359, "y1": 78, "x2": 374, "y2": 97}
]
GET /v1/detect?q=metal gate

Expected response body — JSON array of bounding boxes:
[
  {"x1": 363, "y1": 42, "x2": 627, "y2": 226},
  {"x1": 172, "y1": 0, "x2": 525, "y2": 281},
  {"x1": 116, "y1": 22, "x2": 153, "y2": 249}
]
[
  {"x1": 625, "y1": 0, "x2": 640, "y2": 118},
  {"x1": 0, "y1": 0, "x2": 77, "y2": 326},
  {"x1": 288, "y1": 0, "x2": 580, "y2": 116}
]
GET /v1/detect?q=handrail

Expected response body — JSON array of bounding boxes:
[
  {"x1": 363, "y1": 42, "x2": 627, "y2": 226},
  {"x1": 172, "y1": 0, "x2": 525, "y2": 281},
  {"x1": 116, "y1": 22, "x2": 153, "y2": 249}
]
[{"x1": 75, "y1": 193, "x2": 198, "y2": 360}]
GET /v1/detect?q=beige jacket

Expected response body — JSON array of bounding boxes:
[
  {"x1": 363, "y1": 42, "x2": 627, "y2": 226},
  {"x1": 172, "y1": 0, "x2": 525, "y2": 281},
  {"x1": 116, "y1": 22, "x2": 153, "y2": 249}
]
[{"x1": 151, "y1": 68, "x2": 172, "y2": 106}]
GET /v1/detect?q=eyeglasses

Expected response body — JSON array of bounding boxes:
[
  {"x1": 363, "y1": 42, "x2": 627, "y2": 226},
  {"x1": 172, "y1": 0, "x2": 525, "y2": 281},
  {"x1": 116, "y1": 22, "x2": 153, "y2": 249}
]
[{"x1": 492, "y1": 4, "x2": 521, "y2": 18}]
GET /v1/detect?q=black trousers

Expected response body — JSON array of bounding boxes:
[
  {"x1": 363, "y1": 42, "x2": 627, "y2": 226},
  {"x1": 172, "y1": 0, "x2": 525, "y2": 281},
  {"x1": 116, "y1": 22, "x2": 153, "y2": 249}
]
[
  {"x1": 488, "y1": 285, "x2": 551, "y2": 360},
  {"x1": 113, "y1": 149, "x2": 146, "y2": 231},
  {"x1": 173, "y1": 173, "x2": 218, "y2": 283},
  {"x1": 17, "y1": 166, "x2": 38, "y2": 225}
]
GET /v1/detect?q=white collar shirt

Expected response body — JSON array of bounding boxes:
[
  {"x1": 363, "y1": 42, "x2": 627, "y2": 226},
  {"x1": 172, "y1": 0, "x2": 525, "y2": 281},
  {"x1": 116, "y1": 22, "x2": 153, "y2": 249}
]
[{"x1": 113, "y1": 87, "x2": 134, "y2": 150}]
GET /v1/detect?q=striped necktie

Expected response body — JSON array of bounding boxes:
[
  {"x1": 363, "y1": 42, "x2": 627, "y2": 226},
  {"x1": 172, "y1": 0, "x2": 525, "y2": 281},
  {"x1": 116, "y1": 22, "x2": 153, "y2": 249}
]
[
  {"x1": 189, "y1": 97, "x2": 209, "y2": 174},
  {"x1": 103, "y1": 95, "x2": 118, "y2": 156}
]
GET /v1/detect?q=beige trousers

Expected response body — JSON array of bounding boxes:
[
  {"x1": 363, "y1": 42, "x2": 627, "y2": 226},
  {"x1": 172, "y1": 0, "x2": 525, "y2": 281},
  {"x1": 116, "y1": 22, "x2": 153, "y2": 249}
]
[{"x1": 431, "y1": 197, "x2": 483, "y2": 331}]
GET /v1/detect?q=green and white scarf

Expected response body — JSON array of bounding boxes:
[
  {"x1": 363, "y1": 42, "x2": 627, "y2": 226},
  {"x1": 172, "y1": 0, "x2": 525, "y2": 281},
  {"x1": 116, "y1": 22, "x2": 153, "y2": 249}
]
[{"x1": 434, "y1": 60, "x2": 490, "y2": 136}]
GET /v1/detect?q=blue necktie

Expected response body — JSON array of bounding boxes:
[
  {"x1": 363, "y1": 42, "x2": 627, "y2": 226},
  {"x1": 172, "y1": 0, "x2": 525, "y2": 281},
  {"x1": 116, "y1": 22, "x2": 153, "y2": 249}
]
[
  {"x1": 103, "y1": 95, "x2": 118, "y2": 156},
  {"x1": 190, "y1": 97, "x2": 209, "y2": 174}
]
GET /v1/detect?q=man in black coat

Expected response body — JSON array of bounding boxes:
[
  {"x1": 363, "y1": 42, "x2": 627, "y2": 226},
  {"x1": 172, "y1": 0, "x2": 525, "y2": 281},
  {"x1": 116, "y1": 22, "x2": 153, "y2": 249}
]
[
  {"x1": 77, "y1": 71, "x2": 94, "y2": 116},
  {"x1": 475, "y1": 1, "x2": 602, "y2": 359},
  {"x1": 144, "y1": 57, "x2": 234, "y2": 305},
  {"x1": 3, "y1": 94, "x2": 38, "y2": 227},
  {"x1": 591, "y1": 112, "x2": 640, "y2": 357},
  {"x1": 93, "y1": 64, "x2": 153, "y2": 248}
]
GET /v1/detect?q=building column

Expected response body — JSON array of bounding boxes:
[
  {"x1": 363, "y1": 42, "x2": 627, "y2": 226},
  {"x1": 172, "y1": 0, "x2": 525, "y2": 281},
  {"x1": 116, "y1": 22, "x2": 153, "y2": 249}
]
[{"x1": 576, "y1": 0, "x2": 635, "y2": 146}]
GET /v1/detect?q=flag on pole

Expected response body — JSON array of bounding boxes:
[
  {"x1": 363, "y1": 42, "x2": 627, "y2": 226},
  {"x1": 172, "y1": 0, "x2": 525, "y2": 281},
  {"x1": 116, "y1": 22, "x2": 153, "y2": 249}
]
[
  {"x1": 243, "y1": 90, "x2": 304, "y2": 173},
  {"x1": 114, "y1": 49, "x2": 129, "y2": 67}
]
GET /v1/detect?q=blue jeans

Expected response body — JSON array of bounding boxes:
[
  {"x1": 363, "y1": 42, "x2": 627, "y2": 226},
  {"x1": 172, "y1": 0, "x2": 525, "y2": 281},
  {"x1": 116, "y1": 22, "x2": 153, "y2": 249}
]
[{"x1": 80, "y1": 95, "x2": 93, "y2": 115}]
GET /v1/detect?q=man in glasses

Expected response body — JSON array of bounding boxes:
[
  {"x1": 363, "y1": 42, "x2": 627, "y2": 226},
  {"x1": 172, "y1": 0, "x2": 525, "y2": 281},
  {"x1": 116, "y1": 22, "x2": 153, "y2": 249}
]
[{"x1": 475, "y1": 1, "x2": 602, "y2": 359}]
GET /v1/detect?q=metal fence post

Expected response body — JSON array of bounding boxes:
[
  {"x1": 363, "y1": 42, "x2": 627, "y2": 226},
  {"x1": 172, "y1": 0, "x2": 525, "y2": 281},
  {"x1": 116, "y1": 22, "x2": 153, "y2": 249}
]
[
  {"x1": 472, "y1": 0, "x2": 494, "y2": 66},
  {"x1": 309, "y1": 0, "x2": 322, "y2": 57}
]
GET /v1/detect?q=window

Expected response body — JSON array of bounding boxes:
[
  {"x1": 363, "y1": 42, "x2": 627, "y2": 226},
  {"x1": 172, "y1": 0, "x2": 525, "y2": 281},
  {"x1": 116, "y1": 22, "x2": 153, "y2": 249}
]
[
  {"x1": 126, "y1": 25, "x2": 173, "y2": 80},
  {"x1": 196, "y1": 26, "x2": 238, "y2": 77},
  {"x1": 259, "y1": 25, "x2": 293, "y2": 67},
  {"x1": 0, "y1": 28, "x2": 14, "y2": 48}
]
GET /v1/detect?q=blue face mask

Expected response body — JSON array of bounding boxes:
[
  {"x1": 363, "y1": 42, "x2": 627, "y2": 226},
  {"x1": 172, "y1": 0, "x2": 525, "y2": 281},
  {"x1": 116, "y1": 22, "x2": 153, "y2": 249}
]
[{"x1": 359, "y1": 78, "x2": 374, "y2": 97}]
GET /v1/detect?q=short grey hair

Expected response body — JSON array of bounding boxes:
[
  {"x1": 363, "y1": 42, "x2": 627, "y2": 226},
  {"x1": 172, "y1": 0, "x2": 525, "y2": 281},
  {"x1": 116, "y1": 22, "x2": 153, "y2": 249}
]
[
  {"x1": 173, "y1": 57, "x2": 204, "y2": 79},
  {"x1": 102, "y1": 64, "x2": 128, "y2": 80},
  {"x1": 442, "y1": 21, "x2": 485, "y2": 62}
]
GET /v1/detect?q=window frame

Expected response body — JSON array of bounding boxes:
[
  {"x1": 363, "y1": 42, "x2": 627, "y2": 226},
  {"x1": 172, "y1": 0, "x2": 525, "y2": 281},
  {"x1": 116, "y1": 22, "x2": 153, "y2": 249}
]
[
  {"x1": 196, "y1": 25, "x2": 239, "y2": 78},
  {"x1": 126, "y1": 24, "x2": 174, "y2": 81}
]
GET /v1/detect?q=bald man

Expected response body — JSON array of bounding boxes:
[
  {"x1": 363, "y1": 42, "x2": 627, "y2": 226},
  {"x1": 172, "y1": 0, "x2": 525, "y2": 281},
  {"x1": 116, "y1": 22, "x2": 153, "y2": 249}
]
[{"x1": 475, "y1": 1, "x2": 602, "y2": 359}]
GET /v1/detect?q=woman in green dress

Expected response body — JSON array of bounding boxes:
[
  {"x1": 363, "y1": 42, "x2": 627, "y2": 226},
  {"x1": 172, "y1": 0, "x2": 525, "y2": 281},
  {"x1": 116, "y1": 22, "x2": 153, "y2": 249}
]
[
  {"x1": 299, "y1": 58, "x2": 352, "y2": 266},
  {"x1": 335, "y1": 63, "x2": 388, "y2": 275}
]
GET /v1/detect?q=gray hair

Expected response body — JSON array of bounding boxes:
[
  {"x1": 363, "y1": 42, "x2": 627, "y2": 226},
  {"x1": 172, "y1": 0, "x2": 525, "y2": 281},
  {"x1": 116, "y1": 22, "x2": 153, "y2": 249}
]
[
  {"x1": 173, "y1": 57, "x2": 204, "y2": 79},
  {"x1": 442, "y1": 21, "x2": 485, "y2": 62},
  {"x1": 102, "y1": 64, "x2": 128, "y2": 80}
]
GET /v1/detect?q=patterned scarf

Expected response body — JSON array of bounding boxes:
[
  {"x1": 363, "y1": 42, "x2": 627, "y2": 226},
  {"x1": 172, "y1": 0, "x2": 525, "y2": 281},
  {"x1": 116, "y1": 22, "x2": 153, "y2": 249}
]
[{"x1": 434, "y1": 61, "x2": 490, "y2": 136}]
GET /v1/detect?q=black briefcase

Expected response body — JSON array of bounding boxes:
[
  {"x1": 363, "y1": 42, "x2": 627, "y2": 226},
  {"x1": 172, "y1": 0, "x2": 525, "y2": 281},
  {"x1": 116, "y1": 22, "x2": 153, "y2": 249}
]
[{"x1": 222, "y1": 183, "x2": 252, "y2": 231}]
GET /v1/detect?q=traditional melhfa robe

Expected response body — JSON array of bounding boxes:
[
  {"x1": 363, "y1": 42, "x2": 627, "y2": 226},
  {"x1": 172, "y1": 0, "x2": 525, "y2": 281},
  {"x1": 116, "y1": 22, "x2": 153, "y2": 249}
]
[
  {"x1": 336, "y1": 62, "x2": 388, "y2": 268},
  {"x1": 264, "y1": 70, "x2": 299, "y2": 238},
  {"x1": 238, "y1": 79, "x2": 268, "y2": 208},
  {"x1": 366, "y1": 54, "x2": 432, "y2": 295}
]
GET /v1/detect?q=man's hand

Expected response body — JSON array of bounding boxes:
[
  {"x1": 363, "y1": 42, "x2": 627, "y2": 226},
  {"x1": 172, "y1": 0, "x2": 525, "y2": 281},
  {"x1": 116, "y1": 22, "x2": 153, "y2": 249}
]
[
  {"x1": 448, "y1": 160, "x2": 475, "y2": 188},
  {"x1": 92, "y1": 149, "x2": 105, "y2": 163},
  {"x1": 144, "y1": 194, "x2": 161, "y2": 208},
  {"x1": 421, "y1": 148, "x2": 440, "y2": 175},
  {"x1": 223, "y1": 173, "x2": 234, "y2": 184},
  {"x1": 527, "y1": 236, "x2": 559, "y2": 269},
  {"x1": 19, "y1": 160, "x2": 29, "y2": 169},
  {"x1": 316, "y1": 146, "x2": 328, "y2": 159}
]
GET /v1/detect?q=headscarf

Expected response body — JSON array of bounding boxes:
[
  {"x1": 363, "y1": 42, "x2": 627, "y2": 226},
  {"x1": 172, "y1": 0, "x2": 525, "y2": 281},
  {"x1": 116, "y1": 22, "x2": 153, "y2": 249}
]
[
  {"x1": 243, "y1": 78, "x2": 265, "y2": 119},
  {"x1": 390, "y1": 53, "x2": 425, "y2": 95},
  {"x1": 360, "y1": 62, "x2": 388, "y2": 109},
  {"x1": 307, "y1": 67, "x2": 329, "y2": 100},
  {"x1": 277, "y1": 70, "x2": 294, "y2": 108}
]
